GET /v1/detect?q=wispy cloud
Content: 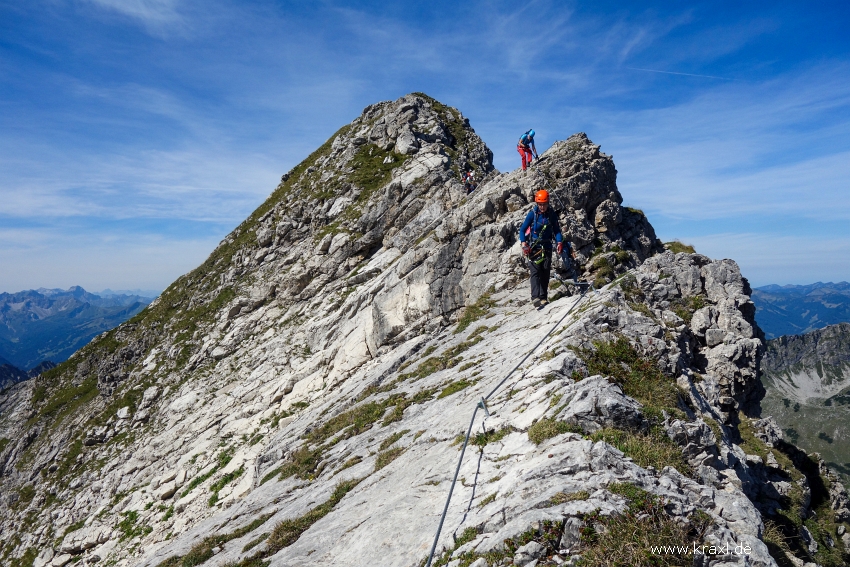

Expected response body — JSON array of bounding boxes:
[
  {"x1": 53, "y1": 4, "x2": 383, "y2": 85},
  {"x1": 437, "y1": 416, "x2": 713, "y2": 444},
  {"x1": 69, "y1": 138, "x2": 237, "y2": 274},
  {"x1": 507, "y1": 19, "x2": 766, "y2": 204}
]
[
  {"x1": 1, "y1": 0, "x2": 847, "y2": 291},
  {"x1": 625, "y1": 67, "x2": 738, "y2": 81},
  {"x1": 594, "y1": 63, "x2": 850, "y2": 221},
  {"x1": 685, "y1": 232, "x2": 850, "y2": 286},
  {"x1": 0, "y1": 224, "x2": 216, "y2": 291},
  {"x1": 82, "y1": 0, "x2": 183, "y2": 26}
]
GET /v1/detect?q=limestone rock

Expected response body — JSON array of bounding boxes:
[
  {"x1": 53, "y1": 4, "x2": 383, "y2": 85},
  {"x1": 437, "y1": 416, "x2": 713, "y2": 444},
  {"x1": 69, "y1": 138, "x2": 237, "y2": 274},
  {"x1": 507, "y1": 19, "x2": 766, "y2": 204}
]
[
  {"x1": 514, "y1": 540, "x2": 546, "y2": 566},
  {"x1": 0, "y1": 94, "x2": 816, "y2": 567}
]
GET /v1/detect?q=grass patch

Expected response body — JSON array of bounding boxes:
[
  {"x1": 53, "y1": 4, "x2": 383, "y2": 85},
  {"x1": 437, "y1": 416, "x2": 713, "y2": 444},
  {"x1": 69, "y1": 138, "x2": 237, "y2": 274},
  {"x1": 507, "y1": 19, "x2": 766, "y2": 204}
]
[
  {"x1": 335, "y1": 455, "x2": 363, "y2": 474},
  {"x1": 38, "y1": 376, "x2": 99, "y2": 424},
  {"x1": 573, "y1": 337, "x2": 680, "y2": 412},
  {"x1": 589, "y1": 428, "x2": 690, "y2": 475},
  {"x1": 528, "y1": 419, "x2": 582, "y2": 445},
  {"x1": 374, "y1": 446, "x2": 405, "y2": 471},
  {"x1": 425, "y1": 521, "x2": 564, "y2": 567},
  {"x1": 62, "y1": 519, "x2": 86, "y2": 538},
  {"x1": 592, "y1": 256, "x2": 615, "y2": 287},
  {"x1": 577, "y1": 482, "x2": 712, "y2": 566},
  {"x1": 734, "y1": 413, "x2": 850, "y2": 566},
  {"x1": 21, "y1": 547, "x2": 40, "y2": 567},
  {"x1": 14, "y1": 484, "x2": 36, "y2": 509},
  {"x1": 628, "y1": 301, "x2": 655, "y2": 319},
  {"x1": 277, "y1": 445, "x2": 325, "y2": 481},
  {"x1": 471, "y1": 426, "x2": 514, "y2": 448},
  {"x1": 550, "y1": 490, "x2": 589, "y2": 504},
  {"x1": 477, "y1": 493, "x2": 496, "y2": 508},
  {"x1": 664, "y1": 240, "x2": 696, "y2": 254},
  {"x1": 400, "y1": 327, "x2": 488, "y2": 382},
  {"x1": 619, "y1": 274, "x2": 646, "y2": 302},
  {"x1": 455, "y1": 292, "x2": 496, "y2": 334},
  {"x1": 208, "y1": 466, "x2": 245, "y2": 506},
  {"x1": 308, "y1": 401, "x2": 390, "y2": 445},
  {"x1": 340, "y1": 145, "x2": 408, "y2": 221},
  {"x1": 275, "y1": 391, "x2": 435, "y2": 481},
  {"x1": 180, "y1": 446, "x2": 235, "y2": 497},
  {"x1": 117, "y1": 510, "x2": 153, "y2": 541},
  {"x1": 378, "y1": 430, "x2": 410, "y2": 451},
  {"x1": 156, "y1": 512, "x2": 274, "y2": 567},
  {"x1": 265, "y1": 479, "x2": 361, "y2": 554},
  {"x1": 670, "y1": 295, "x2": 706, "y2": 324},
  {"x1": 242, "y1": 533, "x2": 269, "y2": 553},
  {"x1": 437, "y1": 379, "x2": 473, "y2": 399}
]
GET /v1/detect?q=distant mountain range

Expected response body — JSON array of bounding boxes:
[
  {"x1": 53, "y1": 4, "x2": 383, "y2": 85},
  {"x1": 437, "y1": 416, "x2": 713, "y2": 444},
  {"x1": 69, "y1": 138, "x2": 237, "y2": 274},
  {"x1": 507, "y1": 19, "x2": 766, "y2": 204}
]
[
  {"x1": 760, "y1": 323, "x2": 850, "y2": 484},
  {"x1": 0, "y1": 357, "x2": 56, "y2": 391},
  {"x1": 752, "y1": 281, "x2": 850, "y2": 339},
  {"x1": 0, "y1": 286, "x2": 155, "y2": 372}
]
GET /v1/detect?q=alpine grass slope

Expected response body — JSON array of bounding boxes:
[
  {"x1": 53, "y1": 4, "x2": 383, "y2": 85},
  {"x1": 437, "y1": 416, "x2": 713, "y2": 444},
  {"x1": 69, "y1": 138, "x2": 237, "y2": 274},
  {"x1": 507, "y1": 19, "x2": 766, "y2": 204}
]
[{"x1": 1, "y1": 94, "x2": 848, "y2": 567}]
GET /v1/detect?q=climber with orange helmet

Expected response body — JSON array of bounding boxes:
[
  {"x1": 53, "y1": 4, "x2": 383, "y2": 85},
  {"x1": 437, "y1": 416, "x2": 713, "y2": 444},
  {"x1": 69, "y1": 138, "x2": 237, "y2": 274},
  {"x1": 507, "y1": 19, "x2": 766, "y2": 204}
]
[
  {"x1": 517, "y1": 129, "x2": 538, "y2": 171},
  {"x1": 519, "y1": 190, "x2": 566, "y2": 308}
]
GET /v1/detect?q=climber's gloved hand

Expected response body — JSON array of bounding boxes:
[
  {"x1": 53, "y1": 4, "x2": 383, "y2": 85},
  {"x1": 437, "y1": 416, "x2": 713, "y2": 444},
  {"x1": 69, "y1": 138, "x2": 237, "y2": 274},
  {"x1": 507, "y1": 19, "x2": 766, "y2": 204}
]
[{"x1": 521, "y1": 242, "x2": 530, "y2": 256}]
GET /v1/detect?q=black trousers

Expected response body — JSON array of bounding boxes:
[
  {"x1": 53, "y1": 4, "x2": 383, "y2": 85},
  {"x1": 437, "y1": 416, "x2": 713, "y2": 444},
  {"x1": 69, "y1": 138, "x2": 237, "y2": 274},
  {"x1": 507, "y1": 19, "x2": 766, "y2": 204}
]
[{"x1": 529, "y1": 248, "x2": 552, "y2": 300}]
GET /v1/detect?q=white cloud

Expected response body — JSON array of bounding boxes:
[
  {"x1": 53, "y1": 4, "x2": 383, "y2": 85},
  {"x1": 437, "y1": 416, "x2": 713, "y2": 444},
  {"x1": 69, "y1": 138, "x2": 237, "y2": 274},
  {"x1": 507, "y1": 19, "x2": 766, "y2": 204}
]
[
  {"x1": 682, "y1": 232, "x2": 850, "y2": 286},
  {"x1": 0, "y1": 140, "x2": 282, "y2": 222},
  {"x1": 593, "y1": 63, "x2": 850, "y2": 221},
  {"x1": 0, "y1": 225, "x2": 218, "y2": 292},
  {"x1": 82, "y1": 0, "x2": 182, "y2": 25}
]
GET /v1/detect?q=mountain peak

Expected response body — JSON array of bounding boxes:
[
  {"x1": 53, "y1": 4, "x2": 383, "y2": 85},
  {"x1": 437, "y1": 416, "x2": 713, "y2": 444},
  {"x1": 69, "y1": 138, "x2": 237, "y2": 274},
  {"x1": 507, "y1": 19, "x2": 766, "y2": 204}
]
[{"x1": 3, "y1": 96, "x2": 843, "y2": 567}]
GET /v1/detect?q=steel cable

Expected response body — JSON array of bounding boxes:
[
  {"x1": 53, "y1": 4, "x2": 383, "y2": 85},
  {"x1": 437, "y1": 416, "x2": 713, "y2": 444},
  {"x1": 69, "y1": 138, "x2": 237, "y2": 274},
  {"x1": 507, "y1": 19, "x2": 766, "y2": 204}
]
[{"x1": 425, "y1": 284, "x2": 596, "y2": 566}]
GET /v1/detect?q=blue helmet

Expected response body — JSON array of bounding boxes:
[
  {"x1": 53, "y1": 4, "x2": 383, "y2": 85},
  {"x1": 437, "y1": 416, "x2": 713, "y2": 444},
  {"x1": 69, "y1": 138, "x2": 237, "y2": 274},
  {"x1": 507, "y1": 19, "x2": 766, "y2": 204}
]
[{"x1": 528, "y1": 129, "x2": 535, "y2": 138}]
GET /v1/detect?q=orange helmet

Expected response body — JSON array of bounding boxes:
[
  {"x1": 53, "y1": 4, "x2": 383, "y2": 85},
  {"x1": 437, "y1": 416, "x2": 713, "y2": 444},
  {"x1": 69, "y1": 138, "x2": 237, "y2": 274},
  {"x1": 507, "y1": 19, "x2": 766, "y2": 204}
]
[{"x1": 534, "y1": 190, "x2": 549, "y2": 204}]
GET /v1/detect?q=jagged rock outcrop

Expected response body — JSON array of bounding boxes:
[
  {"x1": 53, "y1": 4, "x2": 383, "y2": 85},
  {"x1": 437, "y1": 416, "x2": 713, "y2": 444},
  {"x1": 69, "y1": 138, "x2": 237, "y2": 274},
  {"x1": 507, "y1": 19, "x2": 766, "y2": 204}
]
[{"x1": 0, "y1": 94, "x2": 846, "y2": 567}]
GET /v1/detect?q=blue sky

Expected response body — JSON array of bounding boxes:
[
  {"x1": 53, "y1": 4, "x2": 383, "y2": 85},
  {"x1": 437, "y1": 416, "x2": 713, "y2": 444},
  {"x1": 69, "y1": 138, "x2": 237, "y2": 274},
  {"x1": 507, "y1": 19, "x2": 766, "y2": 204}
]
[{"x1": 1, "y1": 0, "x2": 848, "y2": 292}]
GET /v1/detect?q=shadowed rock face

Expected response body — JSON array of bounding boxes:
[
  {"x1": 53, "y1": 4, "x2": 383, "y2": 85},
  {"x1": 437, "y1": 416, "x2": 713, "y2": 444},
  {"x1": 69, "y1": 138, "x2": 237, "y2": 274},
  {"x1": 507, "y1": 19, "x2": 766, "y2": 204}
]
[{"x1": 0, "y1": 94, "x2": 846, "y2": 567}]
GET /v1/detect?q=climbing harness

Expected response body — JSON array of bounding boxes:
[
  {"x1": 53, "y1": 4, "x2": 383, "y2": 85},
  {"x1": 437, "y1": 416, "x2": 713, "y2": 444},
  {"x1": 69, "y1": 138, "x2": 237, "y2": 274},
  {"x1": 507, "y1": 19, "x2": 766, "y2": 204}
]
[
  {"x1": 523, "y1": 206, "x2": 556, "y2": 266},
  {"x1": 424, "y1": 284, "x2": 596, "y2": 567}
]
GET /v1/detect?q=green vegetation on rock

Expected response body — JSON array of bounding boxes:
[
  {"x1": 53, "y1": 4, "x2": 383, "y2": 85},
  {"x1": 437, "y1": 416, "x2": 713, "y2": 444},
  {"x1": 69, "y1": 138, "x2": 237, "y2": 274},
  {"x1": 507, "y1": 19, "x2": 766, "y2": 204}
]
[
  {"x1": 589, "y1": 427, "x2": 691, "y2": 474},
  {"x1": 573, "y1": 337, "x2": 681, "y2": 412},
  {"x1": 577, "y1": 483, "x2": 712, "y2": 567},
  {"x1": 156, "y1": 512, "x2": 275, "y2": 567},
  {"x1": 528, "y1": 418, "x2": 582, "y2": 445},
  {"x1": 664, "y1": 241, "x2": 696, "y2": 254},
  {"x1": 455, "y1": 293, "x2": 496, "y2": 334}
]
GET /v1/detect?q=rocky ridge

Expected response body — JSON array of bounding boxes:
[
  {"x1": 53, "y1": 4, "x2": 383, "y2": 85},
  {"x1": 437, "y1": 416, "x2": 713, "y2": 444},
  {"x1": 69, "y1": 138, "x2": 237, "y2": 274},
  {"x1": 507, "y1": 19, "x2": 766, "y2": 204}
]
[{"x1": 0, "y1": 94, "x2": 847, "y2": 567}]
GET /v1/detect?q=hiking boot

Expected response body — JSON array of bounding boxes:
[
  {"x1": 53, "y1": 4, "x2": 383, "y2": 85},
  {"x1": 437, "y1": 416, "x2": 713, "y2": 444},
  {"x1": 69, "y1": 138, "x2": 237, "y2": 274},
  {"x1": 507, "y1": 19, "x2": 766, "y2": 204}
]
[
  {"x1": 539, "y1": 299, "x2": 548, "y2": 307},
  {"x1": 532, "y1": 298, "x2": 542, "y2": 308}
]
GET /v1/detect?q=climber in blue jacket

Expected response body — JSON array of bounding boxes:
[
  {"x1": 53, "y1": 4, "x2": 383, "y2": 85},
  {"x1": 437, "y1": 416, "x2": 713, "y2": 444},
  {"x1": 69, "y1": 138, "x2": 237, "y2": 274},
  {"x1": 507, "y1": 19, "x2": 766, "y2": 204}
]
[{"x1": 519, "y1": 190, "x2": 564, "y2": 308}]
